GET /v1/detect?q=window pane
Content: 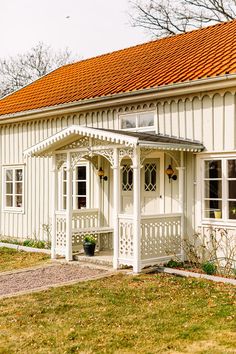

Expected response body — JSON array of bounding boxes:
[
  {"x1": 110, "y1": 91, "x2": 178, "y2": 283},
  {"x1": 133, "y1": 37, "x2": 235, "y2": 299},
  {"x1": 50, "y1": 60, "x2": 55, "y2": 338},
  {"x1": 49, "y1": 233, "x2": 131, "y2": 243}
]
[
  {"x1": 16, "y1": 196, "x2": 22, "y2": 207},
  {"x1": 121, "y1": 115, "x2": 136, "y2": 129},
  {"x1": 205, "y1": 180, "x2": 222, "y2": 198},
  {"x1": 145, "y1": 164, "x2": 156, "y2": 191},
  {"x1": 138, "y1": 112, "x2": 154, "y2": 127},
  {"x1": 6, "y1": 170, "x2": 13, "y2": 181},
  {"x1": 122, "y1": 165, "x2": 133, "y2": 191},
  {"x1": 16, "y1": 169, "x2": 23, "y2": 181},
  {"x1": 229, "y1": 201, "x2": 236, "y2": 219},
  {"x1": 78, "y1": 182, "x2": 86, "y2": 195},
  {"x1": 228, "y1": 180, "x2": 236, "y2": 199},
  {"x1": 204, "y1": 200, "x2": 222, "y2": 218},
  {"x1": 6, "y1": 182, "x2": 13, "y2": 194},
  {"x1": 228, "y1": 160, "x2": 236, "y2": 178},
  {"x1": 77, "y1": 166, "x2": 86, "y2": 180},
  {"x1": 205, "y1": 160, "x2": 222, "y2": 178},
  {"x1": 63, "y1": 197, "x2": 66, "y2": 210},
  {"x1": 63, "y1": 182, "x2": 67, "y2": 195},
  {"x1": 6, "y1": 195, "x2": 13, "y2": 207},
  {"x1": 77, "y1": 197, "x2": 86, "y2": 209},
  {"x1": 16, "y1": 182, "x2": 22, "y2": 195}
]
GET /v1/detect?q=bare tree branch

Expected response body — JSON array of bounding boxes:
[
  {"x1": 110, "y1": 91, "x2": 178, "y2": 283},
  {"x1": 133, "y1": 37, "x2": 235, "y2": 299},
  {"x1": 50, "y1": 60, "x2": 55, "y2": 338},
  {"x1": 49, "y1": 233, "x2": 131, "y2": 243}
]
[
  {"x1": 0, "y1": 42, "x2": 78, "y2": 98},
  {"x1": 129, "y1": 0, "x2": 236, "y2": 38}
]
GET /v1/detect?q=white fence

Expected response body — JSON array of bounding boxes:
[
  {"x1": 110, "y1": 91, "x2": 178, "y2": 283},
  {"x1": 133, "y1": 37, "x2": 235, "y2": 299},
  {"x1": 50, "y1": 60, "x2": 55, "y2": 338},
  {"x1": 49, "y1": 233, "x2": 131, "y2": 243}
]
[
  {"x1": 141, "y1": 214, "x2": 182, "y2": 266},
  {"x1": 118, "y1": 213, "x2": 182, "y2": 268},
  {"x1": 55, "y1": 209, "x2": 100, "y2": 255},
  {"x1": 56, "y1": 209, "x2": 182, "y2": 269}
]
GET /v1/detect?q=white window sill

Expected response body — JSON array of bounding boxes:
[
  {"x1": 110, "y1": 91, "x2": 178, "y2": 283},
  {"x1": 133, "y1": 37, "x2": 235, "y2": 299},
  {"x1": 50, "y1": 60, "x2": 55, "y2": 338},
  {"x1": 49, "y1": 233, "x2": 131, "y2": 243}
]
[
  {"x1": 3, "y1": 208, "x2": 24, "y2": 214},
  {"x1": 201, "y1": 219, "x2": 236, "y2": 228}
]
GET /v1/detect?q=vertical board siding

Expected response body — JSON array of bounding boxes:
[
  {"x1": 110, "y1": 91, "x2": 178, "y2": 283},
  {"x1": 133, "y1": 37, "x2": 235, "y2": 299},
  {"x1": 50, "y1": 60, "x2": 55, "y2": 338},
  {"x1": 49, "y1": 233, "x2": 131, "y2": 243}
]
[
  {"x1": 224, "y1": 92, "x2": 235, "y2": 150},
  {"x1": 213, "y1": 94, "x2": 224, "y2": 151},
  {"x1": 1, "y1": 90, "x2": 236, "y2": 240}
]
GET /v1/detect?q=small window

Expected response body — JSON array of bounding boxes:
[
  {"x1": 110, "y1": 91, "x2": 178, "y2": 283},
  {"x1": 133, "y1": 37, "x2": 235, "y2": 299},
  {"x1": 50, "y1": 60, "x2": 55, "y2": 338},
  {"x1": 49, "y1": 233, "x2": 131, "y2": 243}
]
[
  {"x1": 75, "y1": 166, "x2": 87, "y2": 209},
  {"x1": 62, "y1": 164, "x2": 88, "y2": 210},
  {"x1": 204, "y1": 160, "x2": 222, "y2": 219},
  {"x1": 121, "y1": 112, "x2": 155, "y2": 132},
  {"x1": 144, "y1": 163, "x2": 157, "y2": 191},
  {"x1": 122, "y1": 165, "x2": 133, "y2": 191},
  {"x1": 3, "y1": 166, "x2": 24, "y2": 211},
  {"x1": 227, "y1": 159, "x2": 236, "y2": 220}
]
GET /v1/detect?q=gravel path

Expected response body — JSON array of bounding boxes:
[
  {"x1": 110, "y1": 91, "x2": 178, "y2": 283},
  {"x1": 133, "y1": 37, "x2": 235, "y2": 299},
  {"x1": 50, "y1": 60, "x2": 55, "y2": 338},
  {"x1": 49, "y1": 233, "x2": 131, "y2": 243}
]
[{"x1": 0, "y1": 263, "x2": 109, "y2": 297}]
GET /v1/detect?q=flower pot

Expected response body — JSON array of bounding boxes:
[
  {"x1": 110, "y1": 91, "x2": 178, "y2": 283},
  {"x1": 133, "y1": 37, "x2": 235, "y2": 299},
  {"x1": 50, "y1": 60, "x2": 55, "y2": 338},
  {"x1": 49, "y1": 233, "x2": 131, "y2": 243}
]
[
  {"x1": 83, "y1": 242, "x2": 96, "y2": 256},
  {"x1": 214, "y1": 210, "x2": 221, "y2": 219}
]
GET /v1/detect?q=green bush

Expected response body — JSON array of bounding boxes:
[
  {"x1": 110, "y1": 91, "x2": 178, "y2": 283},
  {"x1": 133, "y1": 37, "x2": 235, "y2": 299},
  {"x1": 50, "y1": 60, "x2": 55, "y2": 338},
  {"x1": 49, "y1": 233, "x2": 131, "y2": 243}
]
[
  {"x1": 202, "y1": 261, "x2": 217, "y2": 275},
  {"x1": 165, "y1": 259, "x2": 184, "y2": 268}
]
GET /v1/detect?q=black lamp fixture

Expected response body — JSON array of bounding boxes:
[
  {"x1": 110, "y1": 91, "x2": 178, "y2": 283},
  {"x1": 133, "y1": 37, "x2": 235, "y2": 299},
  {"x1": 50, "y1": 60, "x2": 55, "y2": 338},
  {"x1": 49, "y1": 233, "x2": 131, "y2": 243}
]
[
  {"x1": 165, "y1": 164, "x2": 177, "y2": 183},
  {"x1": 97, "y1": 167, "x2": 108, "y2": 181}
]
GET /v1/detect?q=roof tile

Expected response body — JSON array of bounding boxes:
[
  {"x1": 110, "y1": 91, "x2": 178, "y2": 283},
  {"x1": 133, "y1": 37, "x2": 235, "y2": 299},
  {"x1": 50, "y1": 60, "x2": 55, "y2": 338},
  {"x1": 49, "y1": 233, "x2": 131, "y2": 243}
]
[{"x1": 1, "y1": 20, "x2": 236, "y2": 117}]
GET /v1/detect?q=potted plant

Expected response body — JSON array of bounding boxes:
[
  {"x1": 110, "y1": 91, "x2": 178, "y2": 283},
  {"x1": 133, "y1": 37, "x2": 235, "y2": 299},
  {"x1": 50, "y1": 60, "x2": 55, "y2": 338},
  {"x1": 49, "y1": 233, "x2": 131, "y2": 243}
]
[{"x1": 83, "y1": 235, "x2": 96, "y2": 256}]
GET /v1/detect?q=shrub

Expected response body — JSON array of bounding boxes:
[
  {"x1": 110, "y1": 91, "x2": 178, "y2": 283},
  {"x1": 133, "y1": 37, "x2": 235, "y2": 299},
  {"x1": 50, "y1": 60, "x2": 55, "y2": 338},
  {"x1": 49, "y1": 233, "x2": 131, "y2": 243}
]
[
  {"x1": 166, "y1": 259, "x2": 184, "y2": 268},
  {"x1": 202, "y1": 261, "x2": 217, "y2": 275}
]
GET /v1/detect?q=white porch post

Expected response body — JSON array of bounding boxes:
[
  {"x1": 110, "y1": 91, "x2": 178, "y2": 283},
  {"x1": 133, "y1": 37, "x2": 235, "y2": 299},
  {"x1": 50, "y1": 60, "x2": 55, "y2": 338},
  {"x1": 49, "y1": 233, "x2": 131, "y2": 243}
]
[
  {"x1": 177, "y1": 152, "x2": 186, "y2": 262},
  {"x1": 51, "y1": 155, "x2": 58, "y2": 259},
  {"x1": 133, "y1": 146, "x2": 141, "y2": 273},
  {"x1": 113, "y1": 148, "x2": 120, "y2": 269},
  {"x1": 66, "y1": 152, "x2": 73, "y2": 261}
]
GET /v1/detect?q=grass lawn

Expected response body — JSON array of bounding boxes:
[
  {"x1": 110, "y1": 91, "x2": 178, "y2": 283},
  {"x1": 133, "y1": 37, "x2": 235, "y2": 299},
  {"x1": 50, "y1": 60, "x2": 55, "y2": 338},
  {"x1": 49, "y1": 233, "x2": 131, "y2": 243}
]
[
  {"x1": 0, "y1": 273, "x2": 235, "y2": 354},
  {"x1": 0, "y1": 247, "x2": 50, "y2": 272}
]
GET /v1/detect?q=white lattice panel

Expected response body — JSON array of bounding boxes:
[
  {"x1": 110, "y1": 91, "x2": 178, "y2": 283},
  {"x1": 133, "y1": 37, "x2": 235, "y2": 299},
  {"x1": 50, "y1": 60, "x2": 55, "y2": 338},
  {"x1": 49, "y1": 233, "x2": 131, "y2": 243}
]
[
  {"x1": 72, "y1": 210, "x2": 99, "y2": 229},
  {"x1": 141, "y1": 216, "x2": 181, "y2": 260},
  {"x1": 56, "y1": 215, "x2": 66, "y2": 255},
  {"x1": 119, "y1": 219, "x2": 134, "y2": 258}
]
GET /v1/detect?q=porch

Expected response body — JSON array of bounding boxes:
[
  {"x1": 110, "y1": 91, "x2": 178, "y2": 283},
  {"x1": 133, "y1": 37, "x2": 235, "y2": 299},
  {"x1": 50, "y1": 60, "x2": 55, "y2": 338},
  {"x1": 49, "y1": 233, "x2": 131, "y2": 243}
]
[
  {"x1": 55, "y1": 208, "x2": 183, "y2": 268},
  {"x1": 24, "y1": 125, "x2": 204, "y2": 273}
]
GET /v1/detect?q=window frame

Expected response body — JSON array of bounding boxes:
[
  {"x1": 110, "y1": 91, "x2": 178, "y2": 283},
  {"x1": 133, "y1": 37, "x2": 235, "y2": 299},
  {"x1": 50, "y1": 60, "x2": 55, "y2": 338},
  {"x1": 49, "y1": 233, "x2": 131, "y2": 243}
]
[
  {"x1": 119, "y1": 110, "x2": 156, "y2": 133},
  {"x1": 60, "y1": 162, "x2": 90, "y2": 210},
  {"x1": 2, "y1": 165, "x2": 25, "y2": 213},
  {"x1": 200, "y1": 155, "x2": 236, "y2": 224}
]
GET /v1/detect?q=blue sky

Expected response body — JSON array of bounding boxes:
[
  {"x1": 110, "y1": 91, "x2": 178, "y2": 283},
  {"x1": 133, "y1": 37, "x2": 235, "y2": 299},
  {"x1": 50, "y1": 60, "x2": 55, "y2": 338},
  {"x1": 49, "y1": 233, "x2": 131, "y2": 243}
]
[{"x1": 0, "y1": 0, "x2": 148, "y2": 59}]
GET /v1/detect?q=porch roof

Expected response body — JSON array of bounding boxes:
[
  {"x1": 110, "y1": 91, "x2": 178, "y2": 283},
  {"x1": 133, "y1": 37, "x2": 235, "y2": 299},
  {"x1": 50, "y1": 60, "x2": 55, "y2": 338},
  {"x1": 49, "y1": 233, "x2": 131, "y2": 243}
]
[{"x1": 23, "y1": 125, "x2": 204, "y2": 157}]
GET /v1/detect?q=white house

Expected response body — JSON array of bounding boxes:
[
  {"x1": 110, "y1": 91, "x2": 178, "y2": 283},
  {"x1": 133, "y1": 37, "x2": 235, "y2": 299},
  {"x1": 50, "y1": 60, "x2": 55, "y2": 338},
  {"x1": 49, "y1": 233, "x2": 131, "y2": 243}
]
[{"x1": 0, "y1": 20, "x2": 236, "y2": 272}]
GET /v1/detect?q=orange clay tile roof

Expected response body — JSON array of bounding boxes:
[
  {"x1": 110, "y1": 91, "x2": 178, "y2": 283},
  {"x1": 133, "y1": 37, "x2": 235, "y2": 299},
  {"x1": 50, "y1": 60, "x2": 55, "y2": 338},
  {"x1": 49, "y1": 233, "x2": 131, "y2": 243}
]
[{"x1": 1, "y1": 20, "x2": 236, "y2": 117}]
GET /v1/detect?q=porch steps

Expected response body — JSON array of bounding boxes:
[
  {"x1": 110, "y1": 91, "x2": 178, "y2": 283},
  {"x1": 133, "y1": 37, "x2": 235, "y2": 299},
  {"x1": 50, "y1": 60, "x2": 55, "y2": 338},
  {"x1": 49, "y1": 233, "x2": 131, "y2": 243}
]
[{"x1": 73, "y1": 252, "x2": 113, "y2": 268}]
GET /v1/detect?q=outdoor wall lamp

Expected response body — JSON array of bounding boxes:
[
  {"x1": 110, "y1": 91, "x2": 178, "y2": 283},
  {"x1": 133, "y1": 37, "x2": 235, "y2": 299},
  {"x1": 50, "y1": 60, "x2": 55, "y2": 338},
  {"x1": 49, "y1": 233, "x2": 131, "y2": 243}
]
[
  {"x1": 165, "y1": 164, "x2": 177, "y2": 182},
  {"x1": 97, "y1": 167, "x2": 108, "y2": 181}
]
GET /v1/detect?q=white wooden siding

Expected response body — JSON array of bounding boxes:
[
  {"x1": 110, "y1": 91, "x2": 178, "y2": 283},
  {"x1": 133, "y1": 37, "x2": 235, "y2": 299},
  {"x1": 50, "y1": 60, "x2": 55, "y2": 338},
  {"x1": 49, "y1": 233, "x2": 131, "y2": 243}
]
[{"x1": 0, "y1": 89, "x2": 236, "y2": 239}]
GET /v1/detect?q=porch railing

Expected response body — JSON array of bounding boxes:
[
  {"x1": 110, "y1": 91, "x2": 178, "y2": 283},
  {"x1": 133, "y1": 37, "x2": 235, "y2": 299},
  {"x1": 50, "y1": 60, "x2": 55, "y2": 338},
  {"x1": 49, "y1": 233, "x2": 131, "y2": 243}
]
[
  {"x1": 55, "y1": 209, "x2": 100, "y2": 255},
  {"x1": 140, "y1": 213, "x2": 182, "y2": 266},
  {"x1": 118, "y1": 213, "x2": 182, "y2": 267},
  {"x1": 55, "y1": 210, "x2": 182, "y2": 268}
]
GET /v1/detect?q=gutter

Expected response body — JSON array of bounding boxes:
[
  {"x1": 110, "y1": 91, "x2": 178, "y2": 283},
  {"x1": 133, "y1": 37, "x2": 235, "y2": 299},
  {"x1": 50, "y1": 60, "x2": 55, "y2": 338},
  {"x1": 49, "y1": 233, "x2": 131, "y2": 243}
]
[{"x1": 1, "y1": 73, "x2": 236, "y2": 125}]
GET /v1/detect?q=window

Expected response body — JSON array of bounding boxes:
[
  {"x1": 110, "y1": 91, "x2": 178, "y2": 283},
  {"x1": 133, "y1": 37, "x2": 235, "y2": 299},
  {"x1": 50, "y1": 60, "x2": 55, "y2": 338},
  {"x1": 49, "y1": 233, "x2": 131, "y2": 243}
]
[
  {"x1": 121, "y1": 112, "x2": 155, "y2": 132},
  {"x1": 144, "y1": 163, "x2": 157, "y2": 191},
  {"x1": 227, "y1": 160, "x2": 236, "y2": 220},
  {"x1": 203, "y1": 158, "x2": 236, "y2": 221},
  {"x1": 122, "y1": 165, "x2": 133, "y2": 191},
  {"x1": 3, "y1": 166, "x2": 24, "y2": 211},
  {"x1": 62, "y1": 164, "x2": 88, "y2": 210}
]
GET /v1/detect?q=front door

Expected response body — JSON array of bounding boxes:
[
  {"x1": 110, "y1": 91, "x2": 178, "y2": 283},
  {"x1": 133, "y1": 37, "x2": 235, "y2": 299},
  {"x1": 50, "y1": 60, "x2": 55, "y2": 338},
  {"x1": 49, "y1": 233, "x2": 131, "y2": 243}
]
[
  {"x1": 141, "y1": 159, "x2": 160, "y2": 214},
  {"x1": 121, "y1": 156, "x2": 163, "y2": 214}
]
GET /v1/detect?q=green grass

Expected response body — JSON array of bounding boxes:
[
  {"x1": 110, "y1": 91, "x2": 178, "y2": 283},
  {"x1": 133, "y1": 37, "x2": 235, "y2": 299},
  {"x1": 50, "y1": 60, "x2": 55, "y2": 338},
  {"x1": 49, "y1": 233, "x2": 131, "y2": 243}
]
[
  {"x1": 0, "y1": 273, "x2": 235, "y2": 353},
  {"x1": 0, "y1": 247, "x2": 50, "y2": 272}
]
